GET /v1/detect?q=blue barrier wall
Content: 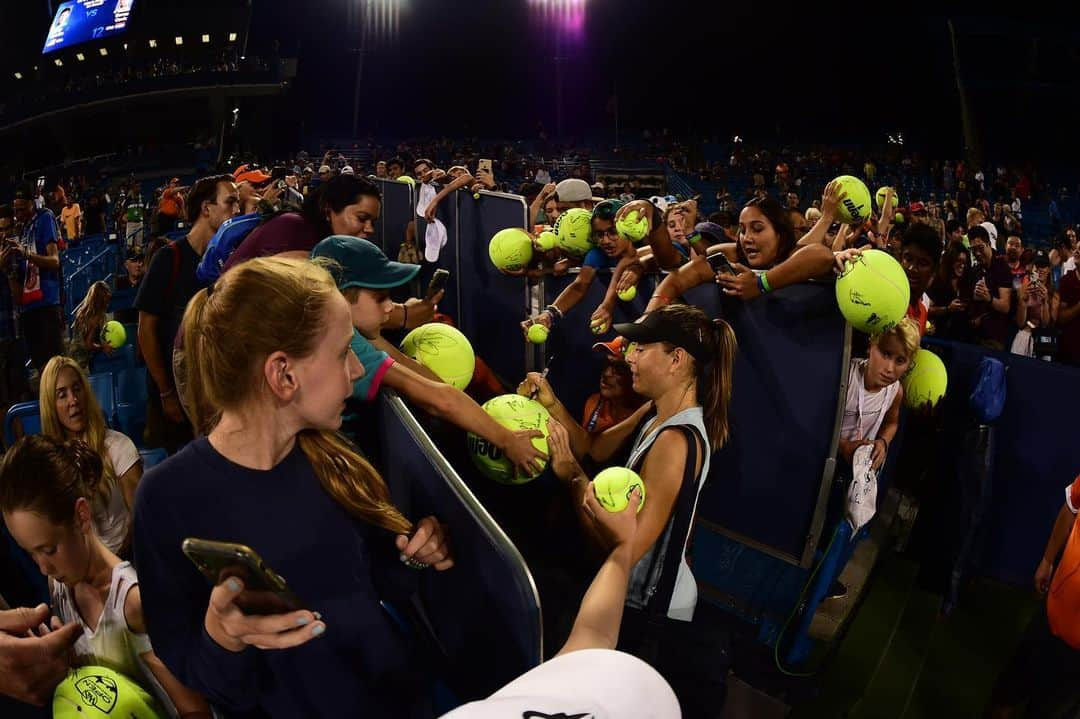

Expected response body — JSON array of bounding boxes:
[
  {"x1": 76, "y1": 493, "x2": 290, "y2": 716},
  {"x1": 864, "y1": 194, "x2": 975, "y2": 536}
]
[
  {"x1": 372, "y1": 178, "x2": 415, "y2": 256},
  {"x1": 923, "y1": 338, "x2": 1080, "y2": 586},
  {"x1": 376, "y1": 391, "x2": 542, "y2": 700}
]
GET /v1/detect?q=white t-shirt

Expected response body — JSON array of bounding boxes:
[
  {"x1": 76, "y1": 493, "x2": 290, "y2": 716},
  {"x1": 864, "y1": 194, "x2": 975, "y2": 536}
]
[
  {"x1": 94, "y1": 430, "x2": 140, "y2": 555},
  {"x1": 440, "y1": 649, "x2": 680, "y2": 719},
  {"x1": 840, "y1": 359, "x2": 900, "y2": 442}
]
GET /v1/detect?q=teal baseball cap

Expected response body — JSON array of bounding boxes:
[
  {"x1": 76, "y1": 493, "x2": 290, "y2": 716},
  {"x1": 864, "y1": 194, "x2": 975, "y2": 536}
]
[{"x1": 311, "y1": 235, "x2": 420, "y2": 290}]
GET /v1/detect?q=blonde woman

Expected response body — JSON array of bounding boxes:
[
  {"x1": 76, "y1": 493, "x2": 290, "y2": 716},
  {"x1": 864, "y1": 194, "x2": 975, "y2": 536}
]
[
  {"x1": 133, "y1": 257, "x2": 453, "y2": 718},
  {"x1": 69, "y1": 280, "x2": 113, "y2": 369},
  {"x1": 39, "y1": 356, "x2": 142, "y2": 556}
]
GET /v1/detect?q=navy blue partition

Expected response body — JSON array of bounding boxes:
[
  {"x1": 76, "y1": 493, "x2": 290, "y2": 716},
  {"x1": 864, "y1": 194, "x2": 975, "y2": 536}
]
[
  {"x1": 922, "y1": 338, "x2": 1080, "y2": 585},
  {"x1": 376, "y1": 391, "x2": 542, "y2": 699},
  {"x1": 455, "y1": 192, "x2": 531, "y2": 385},
  {"x1": 542, "y1": 271, "x2": 658, "y2": 421},
  {"x1": 372, "y1": 178, "x2": 415, "y2": 255},
  {"x1": 695, "y1": 280, "x2": 848, "y2": 566}
]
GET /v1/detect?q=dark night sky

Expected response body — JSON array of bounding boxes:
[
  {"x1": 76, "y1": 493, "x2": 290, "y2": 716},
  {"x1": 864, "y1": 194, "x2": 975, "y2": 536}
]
[{"x1": 2, "y1": 3, "x2": 1079, "y2": 162}]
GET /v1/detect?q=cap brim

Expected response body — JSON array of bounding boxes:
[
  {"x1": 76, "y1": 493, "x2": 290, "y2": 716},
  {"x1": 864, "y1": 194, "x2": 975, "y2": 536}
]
[
  {"x1": 612, "y1": 320, "x2": 658, "y2": 344},
  {"x1": 339, "y1": 261, "x2": 420, "y2": 290},
  {"x1": 591, "y1": 341, "x2": 620, "y2": 357}
]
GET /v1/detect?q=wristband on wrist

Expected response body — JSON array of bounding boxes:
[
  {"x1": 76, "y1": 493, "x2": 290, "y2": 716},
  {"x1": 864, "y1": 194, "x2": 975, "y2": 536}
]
[
  {"x1": 651, "y1": 293, "x2": 672, "y2": 306},
  {"x1": 401, "y1": 303, "x2": 409, "y2": 330},
  {"x1": 757, "y1": 272, "x2": 773, "y2": 294},
  {"x1": 687, "y1": 231, "x2": 702, "y2": 244},
  {"x1": 545, "y1": 304, "x2": 563, "y2": 321}
]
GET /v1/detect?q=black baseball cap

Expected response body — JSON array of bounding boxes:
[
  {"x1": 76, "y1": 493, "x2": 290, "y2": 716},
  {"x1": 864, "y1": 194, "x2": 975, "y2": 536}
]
[{"x1": 614, "y1": 310, "x2": 711, "y2": 363}]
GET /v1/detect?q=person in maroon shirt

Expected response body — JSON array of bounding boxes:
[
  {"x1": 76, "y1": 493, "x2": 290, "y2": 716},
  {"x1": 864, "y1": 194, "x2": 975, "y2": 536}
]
[
  {"x1": 968, "y1": 225, "x2": 1014, "y2": 350},
  {"x1": 1054, "y1": 243, "x2": 1080, "y2": 366}
]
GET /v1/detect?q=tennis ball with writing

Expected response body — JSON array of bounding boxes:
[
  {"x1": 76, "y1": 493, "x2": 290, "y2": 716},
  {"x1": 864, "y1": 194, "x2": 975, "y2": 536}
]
[
  {"x1": 902, "y1": 348, "x2": 948, "y2": 409},
  {"x1": 488, "y1": 227, "x2": 534, "y2": 272},
  {"x1": 400, "y1": 323, "x2": 476, "y2": 391},
  {"x1": 527, "y1": 323, "x2": 549, "y2": 344},
  {"x1": 54, "y1": 665, "x2": 164, "y2": 719},
  {"x1": 617, "y1": 285, "x2": 637, "y2": 302},
  {"x1": 592, "y1": 467, "x2": 646, "y2": 513},
  {"x1": 101, "y1": 320, "x2": 127, "y2": 349},
  {"x1": 615, "y1": 209, "x2": 649, "y2": 243},
  {"x1": 467, "y1": 394, "x2": 550, "y2": 485},
  {"x1": 833, "y1": 175, "x2": 872, "y2": 224},
  {"x1": 835, "y1": 249, "x2": 909, "y2": 334},
  {"x1": 556, "y1": 207, "x2": 594, "y2": 257}
]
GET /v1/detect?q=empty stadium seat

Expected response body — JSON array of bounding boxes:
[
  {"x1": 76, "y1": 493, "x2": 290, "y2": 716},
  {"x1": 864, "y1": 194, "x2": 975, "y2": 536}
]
[
  {"x1": 139, "y1": 447, "x2": 168, "y2": 469},
  {"x1": 4, "y1": 401, "x2": 41, "y2": 448},
  {"x1": 115, "y1": 402, "x2": 146, "y2": 443},
  {"x1": 88, "y1": 371, "x2": 115, "y2": 420},
  {"x1": 89, "y1": 343, "x2": 136, "y2": 374},
  {"x1": 115, "y1": 367, "x2": 148, "y2": 405}
]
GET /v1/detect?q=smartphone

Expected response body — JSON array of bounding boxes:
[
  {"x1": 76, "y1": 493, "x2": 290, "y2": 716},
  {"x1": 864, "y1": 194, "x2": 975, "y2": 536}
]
[
  {"x1": 182, "y1": 538, "x2": 304, "y2": 616},
  {"x1": 35, "y1": 176, "x2": 45, "y2": 195},
  {"x1": 426, "y1": 269, "x2": 450, "y2": 300},
  {"x1": 706, "y1": 249, "x2": 739, "y2": 275},
  {"x1": 478, "y1": 159, "x2": 493, "y2": 175}
]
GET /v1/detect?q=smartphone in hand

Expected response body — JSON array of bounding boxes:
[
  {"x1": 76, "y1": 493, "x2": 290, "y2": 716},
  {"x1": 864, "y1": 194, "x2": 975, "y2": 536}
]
[
  {"x1": 182, "y1": 538, "x2": 304, "y2": 616},
  {"x1": 426, "y1": 269, "x2": 450, "y2": 300},
  {"x1": 706, "y1": 249, "x2": 739, "y2": 276}
]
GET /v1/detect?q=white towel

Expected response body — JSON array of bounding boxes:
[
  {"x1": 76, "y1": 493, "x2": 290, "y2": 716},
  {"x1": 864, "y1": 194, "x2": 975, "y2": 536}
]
[
  {"x1": 424, "y1": 218, "x2": 448, "y2": 263},
  {"x1": 416, "y1": 182, "x2": 438, "y2": 218}
]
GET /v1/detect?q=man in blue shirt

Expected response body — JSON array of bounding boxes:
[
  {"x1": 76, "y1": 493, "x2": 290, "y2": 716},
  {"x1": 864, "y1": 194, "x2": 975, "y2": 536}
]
[{"x1": 12, "y1": 192, "x2": 63, "y2": 373}]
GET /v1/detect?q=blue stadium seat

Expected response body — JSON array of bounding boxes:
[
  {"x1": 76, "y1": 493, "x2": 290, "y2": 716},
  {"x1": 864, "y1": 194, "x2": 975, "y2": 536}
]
[
  {"x1": 139, "y1": 447, "x2": 168, "y2": 469},
  {"x1": 87, "y1": 372, "x2": 116, "y2": 426},
  {"x1": 115, "y1": 367, "x2": 147, "y2": 405},
  {"x1": 115, "y1": 403, "x2": 146, "y2": 443},
  {"x1": 4, "y1": 401, "x2": 41, "y2": 448},
  {"x1": 89, "y1": 343, "x2": 136, "y2": 374}
]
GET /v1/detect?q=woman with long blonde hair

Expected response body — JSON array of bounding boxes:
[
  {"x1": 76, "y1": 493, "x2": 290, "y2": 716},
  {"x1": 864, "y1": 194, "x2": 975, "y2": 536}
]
[
  {"x1": 39, "y1": 355, "x2": 142, "y2": 556},
  {"x1": 69, "y1": 280, "x2": 113, "y2": 369},
  {"x1": 133, "y1": 256, "x2": 453, "y2": 718}
]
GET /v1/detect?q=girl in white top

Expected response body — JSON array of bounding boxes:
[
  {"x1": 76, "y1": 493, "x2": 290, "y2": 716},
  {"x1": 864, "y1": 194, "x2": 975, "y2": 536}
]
[
  {"x1": 39, "y1": 356, "x2": 142, "y2": 556},
  {"x1": 838, "y1": 318, "x2": 920, "y2": 470},
  {"x1": 0, "y1": 435, "x2": 209, "y2": 718}
]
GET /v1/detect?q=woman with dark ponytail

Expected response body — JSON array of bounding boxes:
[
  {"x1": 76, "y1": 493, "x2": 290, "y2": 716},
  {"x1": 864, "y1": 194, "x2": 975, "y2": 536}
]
[{"x1": 520, "y1": 303, "x2": 736, "y2": 715}]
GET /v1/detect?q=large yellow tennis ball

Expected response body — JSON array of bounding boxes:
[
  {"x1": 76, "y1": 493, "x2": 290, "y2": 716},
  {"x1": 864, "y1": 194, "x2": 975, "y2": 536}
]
[
  {"x1": 617, "y1": 285, "x2": 637, "y2": 302},
  {"x1": 101, "y1": 320, "x2": 127, "y2": 349},
  {"x1": 488, "y1": 227, "x2": 534, "y2": 272},
  {"x1": 555, "y1": 207, "x2": 594, "y2": 257},
  {"x1": 834, "y1": 175, "x2": 872, "y2": 224},
  {"x1": 527, "y1": 323, "x2": 549, "y2": 344},
  {"x1": 902, "y1": 348, "x2": 948, "y2": 409},
  {"x1": 54, "y1": 666, "x2": 164, "y2": 719},
  {"x1": 400, "y1": 323, "x2": 476, "y2": 391},
  {"x1": 875, "y1": 186, "x2": 900, "y2": 211},
  {"x1": 835, "y1": 249, "x2": 910, "y2": 333},
  {"x1": 615, "y1": 209, "x2": 649, "y2": 243},
  {"x1": 593, "y1": 467, "x2": 646, "y2": 513},
  {"x1": 397, "y1": 175, "x2": 416, "y2": 188},
  {"x1": 467, "y1": 394, "x2": 550, "y2": 484},
  {"x1": 535, "y1": 230, "x2": 558, "y2": 252}
]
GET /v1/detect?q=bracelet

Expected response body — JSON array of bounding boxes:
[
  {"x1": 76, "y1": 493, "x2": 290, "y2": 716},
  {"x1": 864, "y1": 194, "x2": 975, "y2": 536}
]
[
  {"x1": 545, "y1": 304, "x2": 564, "y2": 321},
  {"x1": 756, "y1": 273, "x2": 772, "y2": 295},
  {"x1": 159, "y1": 389, "x2": 176, "y2": 400},
  {"x1": 687, "y1": 231, "x2": 703, "y2": 244},
  {"x1": 401, "y1": 303, "x2": 409, "y2": 330},
  {"x1": 650, "y1": 293, "x2": 672, "y2": 306}
]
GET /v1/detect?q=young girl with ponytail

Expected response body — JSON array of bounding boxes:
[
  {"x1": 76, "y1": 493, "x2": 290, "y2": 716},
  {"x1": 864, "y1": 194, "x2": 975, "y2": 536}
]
[{"x1": 133, "y1": 256, "x2": 453, "y2": 718}]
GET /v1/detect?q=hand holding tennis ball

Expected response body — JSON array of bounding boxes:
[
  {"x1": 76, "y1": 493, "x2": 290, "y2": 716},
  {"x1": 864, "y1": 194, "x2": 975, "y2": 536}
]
[
  {"x1": 617, "y1": 285, "x2": 637, "y2": 302},
  {"x1": 527, "y1": 323, "x2": 549, "y2": 344}
]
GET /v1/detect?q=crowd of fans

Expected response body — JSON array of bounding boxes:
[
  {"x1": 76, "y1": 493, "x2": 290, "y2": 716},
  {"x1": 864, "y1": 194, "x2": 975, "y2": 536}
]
[{"x1": 0, "y1": 135, "x2": 1076, "y2": 719}]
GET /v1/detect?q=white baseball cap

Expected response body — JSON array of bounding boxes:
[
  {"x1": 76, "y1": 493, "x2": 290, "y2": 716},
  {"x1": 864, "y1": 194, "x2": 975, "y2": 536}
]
[{"x1": 439, "y1": 649, "x2": 680, "y2": 718}]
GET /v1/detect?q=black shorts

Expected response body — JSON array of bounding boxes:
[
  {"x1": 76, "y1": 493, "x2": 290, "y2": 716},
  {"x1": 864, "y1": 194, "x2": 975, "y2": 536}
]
[{"x1": 992, "y1": 606, "x2": 1080, "y2": 716}]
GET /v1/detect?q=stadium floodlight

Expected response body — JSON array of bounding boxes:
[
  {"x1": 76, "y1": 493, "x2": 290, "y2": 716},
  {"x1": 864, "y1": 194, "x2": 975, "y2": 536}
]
[
  {"x1": 202, "y1": 34, "x2": 210, "y2": 43},
  {"x1": 13, "y1": 72, "x2": 21, "y2": 80},
  {"x1": 76, "y1": 53, "x2": 85, "y2": 61},
  {"x1": 148, "y1": 39, "x2": 157, "y2": 48},
  {"x1": 54, "y1": 58, "x2": 63, "y2": 67},
  {"x1": 100, "y1": 47, "x2": 109, "y2": 56},
  {"x1": 228, "y1": 32, "x2": 238, "y2": 42},
  {"x1": 175, "y1": 36, "x2": 184, "y2": 46}
]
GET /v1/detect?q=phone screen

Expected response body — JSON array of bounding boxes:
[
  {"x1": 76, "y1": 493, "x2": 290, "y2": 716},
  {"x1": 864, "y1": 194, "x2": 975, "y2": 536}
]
[{"x1": 706, "y1": 250, "x2": 737, "y2": 275}]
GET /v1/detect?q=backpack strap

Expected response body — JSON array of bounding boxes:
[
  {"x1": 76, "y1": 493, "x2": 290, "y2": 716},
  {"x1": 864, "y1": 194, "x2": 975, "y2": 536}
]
[{"x1": 164, "y1": 241, "x2": 181, "y2": 306}]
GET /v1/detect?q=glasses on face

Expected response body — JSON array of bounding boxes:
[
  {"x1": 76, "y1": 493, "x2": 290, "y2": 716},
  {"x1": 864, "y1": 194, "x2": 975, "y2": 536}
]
[{"x1": 591, "y1": 227, "x2": 620, "y2": 241}]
